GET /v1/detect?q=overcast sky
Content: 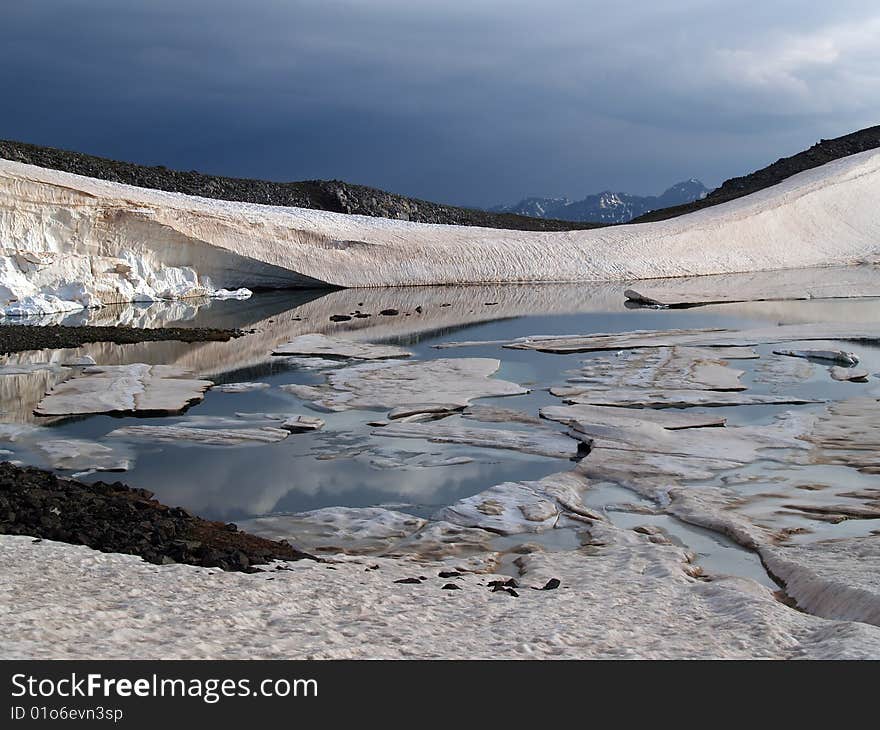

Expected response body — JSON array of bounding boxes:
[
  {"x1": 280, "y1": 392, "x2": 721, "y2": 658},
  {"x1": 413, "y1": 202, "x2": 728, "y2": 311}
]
[{"x1": 2, "y1": 1, "x2": 878, "y2": 206}]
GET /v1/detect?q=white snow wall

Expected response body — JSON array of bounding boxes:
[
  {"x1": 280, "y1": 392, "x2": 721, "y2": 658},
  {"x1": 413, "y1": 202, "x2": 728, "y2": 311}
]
[{"x1": 0, "y1": 148, "x2": 879, "y2": 303}]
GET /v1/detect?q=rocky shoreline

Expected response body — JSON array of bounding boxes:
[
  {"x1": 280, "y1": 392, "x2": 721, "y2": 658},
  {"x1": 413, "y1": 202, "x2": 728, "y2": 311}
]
[
  {"x1": 0, "y1": 324, "x2": 242, "y2": 355},
  {"x1": 0, "y1": 463, "x2": 313, "y2": 571}
]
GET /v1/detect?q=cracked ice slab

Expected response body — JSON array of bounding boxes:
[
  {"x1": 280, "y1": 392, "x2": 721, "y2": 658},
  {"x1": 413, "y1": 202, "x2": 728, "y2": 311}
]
[
  {"x1": 550, "y1": 386, "x2": 819, "y2": 409},
  {"x1": 241, "y1": 507, "x2": 495, "y2": 564},
  {"x1": 564, "y1": 346, "x2": 749, "y2": 391},
  {"x1": 282, "y1": 357, "x2": 528, "y2": 412},
  {"x1": 272, "y1": 333, "x2": 413, "y2": 360},
  {"x1": 760, "y1": 537, "x2": 880, "y2": 627},
  {"x1": 35, "y1": 439, "x2": 132, "y2": 473},
  {"x1": 34, "y1": 364, "x2": 213, "y2": 416},
  {"x1": 623, "y1": 265, "x2": 880, "y2": 308},
  {"x1": 106, "y1": 425, "x2": 291, "y2": 446},
  {"x1": 373, "y1": 420, "x2": 581, "y2": 459},
  {"x1": 504, "y1": 322, "x2": 880, "y2": 353},
  {"x1": 433, "y1": 472, "x2": 600, "y2": 535}
]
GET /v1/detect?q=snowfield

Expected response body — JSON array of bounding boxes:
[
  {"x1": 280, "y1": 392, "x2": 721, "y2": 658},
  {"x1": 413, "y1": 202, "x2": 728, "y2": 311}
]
[
  {"x1": 3, "y1": 528, "x2": 879, "y2": 660},
  {"x1": 1, "y1": 148, "x2": 879, "y2": 314}
]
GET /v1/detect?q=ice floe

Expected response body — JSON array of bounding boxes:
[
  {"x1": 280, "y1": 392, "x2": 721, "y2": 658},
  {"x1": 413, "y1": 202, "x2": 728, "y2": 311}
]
[
  {"x1": 551, "y1": 386, "x2": 818, "y2": 409},
  {"x1": 563, "y1": 346, "x2": 749, "y2": 391},
  {"x1": 34, "y1": 364, "x2": 212, "y2": 416},
  {"x1": 107, "y1": 425, "x2": 291, "y2": 446},
  {"x1": 212, "y1": 381, "x2": 271, "y2": 393},
  {"x1": 434, "y1": 472, "x2": 600, "y2": 534},
  {"x1": 272, "y1": 333, "x2": 412, "y2": 360},
  {"x1": 282, "y1": 357, "x2": 528, "y2": 412},
  {"x1": 374, "y1": 420, "x2": 582, "y2": 459}
]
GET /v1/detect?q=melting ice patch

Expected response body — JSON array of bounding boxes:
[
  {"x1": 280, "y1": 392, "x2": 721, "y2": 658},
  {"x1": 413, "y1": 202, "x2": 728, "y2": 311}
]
[{"x1": 0, "y1": 250, "x2": 251, "y2": 318}]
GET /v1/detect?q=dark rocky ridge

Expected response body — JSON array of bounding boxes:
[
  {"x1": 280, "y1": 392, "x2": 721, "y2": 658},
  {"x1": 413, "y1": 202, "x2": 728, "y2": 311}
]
[
  {"x1": 0, "y1": 462, "x2": 313, "y2": 571},
  {"x1": 0, "y1": 324, "x2": 241, "y2": 355},
  {"x1": 0, "y1": 139, "x2": 600, "y2": 232},
  {"x1": 630, "y1": 125, "x2": 880, "y2": 223}
]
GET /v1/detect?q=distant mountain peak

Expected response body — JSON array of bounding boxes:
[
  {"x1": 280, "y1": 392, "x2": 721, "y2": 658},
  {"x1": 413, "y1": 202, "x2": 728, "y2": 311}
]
[{"x1": 492, "y1": 179, "x2": 710, "y2": 224}]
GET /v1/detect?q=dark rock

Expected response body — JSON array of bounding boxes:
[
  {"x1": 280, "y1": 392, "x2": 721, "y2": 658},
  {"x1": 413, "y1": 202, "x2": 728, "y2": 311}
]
[
  {"x1": 535, "y1": 578, "x2": 561, "y2": 591},
  {"x1": 329, "y1": 314, "x2": 352, "y2": 322},
  {"x1": 379, "y1": 309, "x2": 399, "y2": 316},
  {"x1": 442, "y1": 583, "x2": 461, "y2": 590},
  {"x1": 0, "y1": 324, "x2": 240, "y2": 356},
  {"x1": 488, "y1": 578, "x2": 519, "y2": 589},
  {"x1": 438, "y1": 570, "x2": 461, "y2": 578},
  {"x1": 394, "y1": 577, "x2": 423, "y2": 584},
  {"x1": 490, "y1": 584, "x2": 519, "y2": 597},
  {"x1": 0, "y1": 463, "x2": 313, "y2": 573}
]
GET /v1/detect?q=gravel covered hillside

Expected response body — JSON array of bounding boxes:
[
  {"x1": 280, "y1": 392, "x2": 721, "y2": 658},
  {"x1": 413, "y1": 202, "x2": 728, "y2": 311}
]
[
  {"x1": 631, "y1": 125, "x2": 880, "y2": 223},
  {"x1": 0, "y1": 140, "x2": 600, "y2": 232}
]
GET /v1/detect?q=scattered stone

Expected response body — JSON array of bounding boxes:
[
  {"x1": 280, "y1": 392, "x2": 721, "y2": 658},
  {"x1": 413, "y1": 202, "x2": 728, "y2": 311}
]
[
  {"x1": 488, "y1": 578, "x2": 519, "y2": 588},
  {"x1": 439, "y1": 570, "x2": 462, "y2": 578},
  {"x1": 536, "y1": 578, "x2": 561, "y2": 591},
  {"x1": 379, "y1": 309, "x2": 399, "y2": 316},
  {"x1": 442, "y1": 583, "x2": 461, "y2": 590},
  {"x1": 394, "y1": 577, "x2": 423, "y2": 584},
  {"x1": 329, "y1": 314, "x2": 352, "y2": 322},
  {"x1": 491, "y1": 585, "x2": 519, "y2": 597}
]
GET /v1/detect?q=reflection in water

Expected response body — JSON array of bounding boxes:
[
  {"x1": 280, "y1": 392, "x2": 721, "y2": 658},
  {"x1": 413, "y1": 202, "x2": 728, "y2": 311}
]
[{"x1": 0, "y1": 275, "x2": 879, "y2": 567}]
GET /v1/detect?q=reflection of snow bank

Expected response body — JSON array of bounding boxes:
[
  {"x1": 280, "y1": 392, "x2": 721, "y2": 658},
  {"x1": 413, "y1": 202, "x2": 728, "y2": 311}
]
[
  {"x1": 0, "y1": 249, "x2": 251, "y2": 317},
  {"x1": 2, "y1": 149, "x2": 879, "y2": 291}
]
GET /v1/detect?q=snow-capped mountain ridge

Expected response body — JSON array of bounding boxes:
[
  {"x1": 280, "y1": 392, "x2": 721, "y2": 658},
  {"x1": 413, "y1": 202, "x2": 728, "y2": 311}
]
[{"x1": 492, "y1": 179, "x2": 709, "y2": 224}]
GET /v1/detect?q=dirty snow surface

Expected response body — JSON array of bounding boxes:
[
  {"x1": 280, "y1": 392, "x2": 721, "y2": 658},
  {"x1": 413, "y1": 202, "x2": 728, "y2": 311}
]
[{"x1": 3, "y1": 528, "x2": 879, "y2": 660}]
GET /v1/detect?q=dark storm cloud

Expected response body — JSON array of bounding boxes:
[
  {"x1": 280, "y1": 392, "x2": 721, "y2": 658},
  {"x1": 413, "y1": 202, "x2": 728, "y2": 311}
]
[{"x1": 2, "y1": 1, "x2": 878, "y2": 206}]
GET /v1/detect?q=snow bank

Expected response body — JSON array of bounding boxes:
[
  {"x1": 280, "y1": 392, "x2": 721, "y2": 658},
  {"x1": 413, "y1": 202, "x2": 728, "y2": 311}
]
[
  {"x1": 1, "y1": 148, "x2": 879, "y2": 305},
  {"x1": 3, "y1": 526, "x2": 879, "y2": 659},
  {"x1": 0, "y1": 246, "x2": 251, "y2": 317}
]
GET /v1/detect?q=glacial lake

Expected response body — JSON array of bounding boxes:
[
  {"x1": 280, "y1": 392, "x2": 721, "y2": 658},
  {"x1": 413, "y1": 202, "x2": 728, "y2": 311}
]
[{"x1": 2, "y1": 281, "x2": 879, "y2": 587}]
